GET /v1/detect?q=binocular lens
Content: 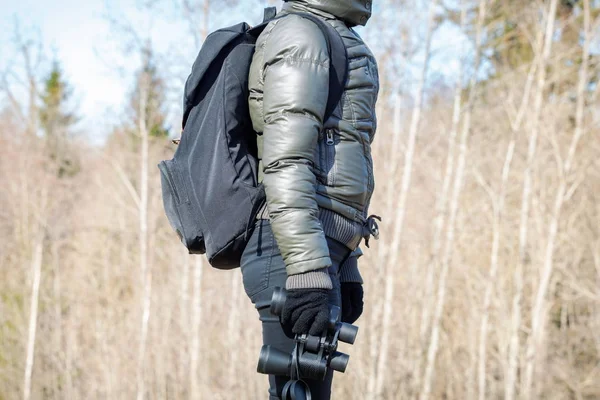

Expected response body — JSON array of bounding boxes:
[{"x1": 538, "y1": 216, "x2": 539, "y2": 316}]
[
  {"x1": 329, "y1": 351, "x2": 350, "y2": 373},
  {"x1": 338, "y1": 323, "x2": 359, "y2": 345},
  {"x1": 257, "y1": 345, "x2": 292, "y2": 376}
]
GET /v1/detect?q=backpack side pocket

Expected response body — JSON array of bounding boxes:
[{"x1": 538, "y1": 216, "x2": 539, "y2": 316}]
[{"x1": 158, "y1": 160, "x2": 206, "y2": 254}]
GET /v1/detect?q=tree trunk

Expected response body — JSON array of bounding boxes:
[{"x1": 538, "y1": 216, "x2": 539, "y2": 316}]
[
  {"x1": 185, "y1": 3, "x2": 210, "y2": 397},
  {"x1": 416, "y1": 6, "x2": 468, "y2": 395},
  {"x1": 51, "y1": 241, "x2": 67, "y2": 399},
  {"x1": 189, "y1": 256, "x2": 204, "y2": 399},
  {"x1": 504, "y1": 45, "x2": 540, "y2": 400},
  {"x1": 478, "y1": 139, "x2": 515, "y2": 400},
  {"x1": 523, "y1": 1, "x2": 589, "y2": 397},
  {"x1": 521, "y1": 0, "x2": 561, "y2": 397},
  {"x1": 227, "y1": 271, "x2": 242, "y2": 393},
  {"x1": 202, "y1": 0, "x2": 210, "y2": 40},
  {"x1": 420, "y1": 1, "x2": 487, "y2": 399},
  {"x1": 180, "y1": 250, "x2": 190, "y2": 392},
  {"x1": 136, "y1": 66, "x2": 151, "y2": 400},
  {"x1": 369, "y1": 1, "x2": 439, "y2": 397},
  {"x1": 23, "y1": 234, "x2": 44, "y2": 400},
  {"x1": 366, "y1": 71, "x2": 404, "y2": 400}
]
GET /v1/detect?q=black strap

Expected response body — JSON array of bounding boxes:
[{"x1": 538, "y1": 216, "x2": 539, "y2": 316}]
[
  {"x1": 263, "y1": 7, "x2": 277, "y2": 23},
  {"x1": 247, "y1": 7, "x2": 277, "y2": 37}
]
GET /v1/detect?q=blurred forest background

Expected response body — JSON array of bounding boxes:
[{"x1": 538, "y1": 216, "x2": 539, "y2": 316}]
[{"x1": 1, "y1": 0, "x2": 600, "y2": 399}]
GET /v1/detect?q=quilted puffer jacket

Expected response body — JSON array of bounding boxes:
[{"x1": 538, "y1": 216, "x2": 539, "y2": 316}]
[{"x1": 248, "y1": 0, "x2": 379, "y2": 276}]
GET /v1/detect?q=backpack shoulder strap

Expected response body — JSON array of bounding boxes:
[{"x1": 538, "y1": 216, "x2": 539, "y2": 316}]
[
  {"x1": 263, "y1": 6, "x2": 277, "y2": 23},
  {"x1": 247, "y1": 7, "x2": 278, "y2": 38}
]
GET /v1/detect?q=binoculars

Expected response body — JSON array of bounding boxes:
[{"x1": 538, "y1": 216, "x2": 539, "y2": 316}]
[{"x1": 257, "y1": 288, "x2": 359, "y2": 398}]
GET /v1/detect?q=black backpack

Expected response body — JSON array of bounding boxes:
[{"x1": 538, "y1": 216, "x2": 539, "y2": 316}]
[{"x1": 158, "y1": 7, "x2": 348, "y2": 269}]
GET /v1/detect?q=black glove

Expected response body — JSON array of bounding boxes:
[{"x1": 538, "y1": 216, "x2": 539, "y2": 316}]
[
  {"x1": 341, "y1": 282, "x2": 364, "y2": 324},
  {"x1": 281, "y1": 289, "x2": 331, "y2": 336}
]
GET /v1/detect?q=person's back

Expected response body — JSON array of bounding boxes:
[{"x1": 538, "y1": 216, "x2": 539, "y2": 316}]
[{"x1": 241, "y1": 1, "x2": 379, "y2": 398}]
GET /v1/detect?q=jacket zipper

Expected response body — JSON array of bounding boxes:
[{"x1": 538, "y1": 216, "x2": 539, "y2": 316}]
[
  {"x1": 326, "y1": 130, "x2": 335, "y2": 146},
  {"x1": 365, "y1": 153, "x2": 374, "y2": 212},
  {"x1": 324, "y1": 129, "x2": 336, "y2": 186},
  {"x1": 362, "y1": 139, "x2": 374, "y2": 215}
]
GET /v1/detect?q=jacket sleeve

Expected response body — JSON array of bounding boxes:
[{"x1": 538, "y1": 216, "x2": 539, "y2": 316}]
[
  {"x1": 339, "y1": 247, "x2": 364, "y2": 284},
  {"x1": 260, "y1": 15, "x2": 331, "y2": 276}
]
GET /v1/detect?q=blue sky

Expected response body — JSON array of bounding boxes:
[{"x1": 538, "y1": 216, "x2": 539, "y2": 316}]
[
  {"x1": 1, "y1": 0, "x2": 126, "y2": 140},
  {"x1": 0, "y1": 0, "x2": 469, "y2": 143},
  {"x1": 0, "y1": 0, "x2": 277, "y2": 142}
]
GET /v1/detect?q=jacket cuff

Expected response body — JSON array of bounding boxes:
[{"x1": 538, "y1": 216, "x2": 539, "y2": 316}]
[
  {"x1": 286, "y1": 268, "x2": 333, "y2": 290},
  {"x1": 285, "y1": 256, "x2": 332, "y2": 275},
  {"x1": 339, "y1": 256, "x2": 363, "y2": 284}
]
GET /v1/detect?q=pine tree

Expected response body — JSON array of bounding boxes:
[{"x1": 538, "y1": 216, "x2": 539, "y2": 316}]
[
  {"x1": 39, "y1": 61, "x2": 78, "y2": 176},
  {"x1": 40, "y1": 62, "x2": 75, "y2": 135}
]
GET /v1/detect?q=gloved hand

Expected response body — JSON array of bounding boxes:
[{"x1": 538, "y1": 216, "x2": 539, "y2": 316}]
[
  {"x1": 340, "y1": 282, "x2": 364, "y2": 324},
  {"x1": 339, "y1": 249, "x2": 364, "y2": 324},
  {"x1": 281, "y1": 289, "x2": 331, "y2": 336}
]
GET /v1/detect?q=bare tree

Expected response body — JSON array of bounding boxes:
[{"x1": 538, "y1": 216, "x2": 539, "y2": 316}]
[
  {"x1": 417, "y1": 7, "x2": 468, "y2": 395},
  {"x1": 179, "y1": 250, "x2": 190, "y2": 389},
  {"x1": 504, "y1": 34, "x2": 541, "y2": 400},
  {"x1": 189, "y1": 256, "x2": 204, "y2": 399},
  {"x1": 420, "y1": 1, "x2": 487, "y2": 399},
  {"x1": 182, "y1": 0, "x2": 212, "y2": 48},
  {"x1": 136, "y1": 53, "x2": 152, "y2": 400},
  {"x1": 520, "y1": 0, "x2": 561, "y2": 397},
  {"x1": 368, "y1": 1, "x2": 439, "y2": 398},
  {"x1": 0, "y1": 23, "x2": 45, "y2": 141},
  {"x1": 181, "y1": 3, "x2": 212, "y2": 395},
  {"x1": 523, "y1": 0, "x2": 591, "y2": 397},
  {"x1": 475, "y1": 137, "x2": 515, "y2": 400},
  {"x1": 23, "y1": 229, "x2": 45, "y2": 400}
]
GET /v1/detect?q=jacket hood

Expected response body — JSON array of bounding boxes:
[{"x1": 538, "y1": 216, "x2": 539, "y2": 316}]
[{"x1": 283, "y1": 0, "x2": 372, "y2": 27}]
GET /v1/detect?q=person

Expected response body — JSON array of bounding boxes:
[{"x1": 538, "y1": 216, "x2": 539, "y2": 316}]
[{"x1": 241, "y1": 0, "x2": 379, "y2": 398}]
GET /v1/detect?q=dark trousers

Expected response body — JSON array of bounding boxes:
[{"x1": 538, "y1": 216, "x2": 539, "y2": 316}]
[{"x1": 241, "y1": 219, "x2": 351, "y2": 400}]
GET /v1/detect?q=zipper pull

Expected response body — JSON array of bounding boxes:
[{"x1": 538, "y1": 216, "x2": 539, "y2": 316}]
[{"x1": 326, "y1": 130, "x2": 335, "y2": 146}]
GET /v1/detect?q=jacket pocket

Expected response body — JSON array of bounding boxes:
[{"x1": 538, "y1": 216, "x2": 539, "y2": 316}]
[{"x1": 318, "y1": 129, "x2": 338, "y2": 186}]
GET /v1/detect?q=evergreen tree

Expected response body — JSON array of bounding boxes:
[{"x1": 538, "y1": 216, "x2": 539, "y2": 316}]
[
  {"x1": 39, "y1": 62, "x2": 76, "y2": 136},
  {"x1": 39, "y1": 61, "x2": 78, "y2": 176}
]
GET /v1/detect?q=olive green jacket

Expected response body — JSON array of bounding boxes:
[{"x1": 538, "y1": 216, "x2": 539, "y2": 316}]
[{"x1": 248, "y1": 0, "x2": 379, "y2": 276}]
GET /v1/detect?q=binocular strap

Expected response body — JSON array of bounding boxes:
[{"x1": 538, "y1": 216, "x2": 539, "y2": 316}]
[
  {"x1": 282, "y1": 379, "x2": 312, "y2": 400},
  {"x1": 281, "y1": 343, "x2": 312, "y2": 400}
]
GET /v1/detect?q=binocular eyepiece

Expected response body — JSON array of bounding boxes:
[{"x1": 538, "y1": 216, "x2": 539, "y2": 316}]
[{"x1": 257, "y1": 287, "x2": 359, "y2": 381}]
